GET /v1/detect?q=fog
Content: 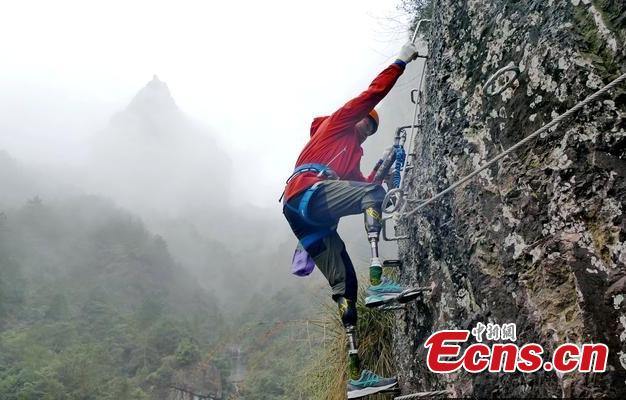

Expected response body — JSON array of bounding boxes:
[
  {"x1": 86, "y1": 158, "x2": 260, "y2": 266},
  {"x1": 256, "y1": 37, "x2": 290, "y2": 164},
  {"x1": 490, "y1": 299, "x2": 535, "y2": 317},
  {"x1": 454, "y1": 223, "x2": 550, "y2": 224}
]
[{"x1": 0, "y1": 1, "x2": 425, "y2": 315}]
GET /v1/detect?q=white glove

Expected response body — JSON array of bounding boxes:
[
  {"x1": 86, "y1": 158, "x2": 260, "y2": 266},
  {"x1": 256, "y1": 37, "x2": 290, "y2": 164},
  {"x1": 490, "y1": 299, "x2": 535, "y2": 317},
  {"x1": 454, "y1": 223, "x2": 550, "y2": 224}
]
[{"x1": 397, "y1": 41, "x2": 419, "y2": 63}]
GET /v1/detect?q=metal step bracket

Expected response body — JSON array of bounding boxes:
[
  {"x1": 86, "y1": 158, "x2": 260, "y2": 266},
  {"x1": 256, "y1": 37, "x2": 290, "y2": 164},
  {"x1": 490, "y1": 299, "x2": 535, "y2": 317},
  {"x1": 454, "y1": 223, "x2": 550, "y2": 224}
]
[
  {"x1": 382, "y1": 215, "x2": 408, "y2": 241},
  {"x1": 382, "y1": 259, "x2": 403, "y2": 269}
]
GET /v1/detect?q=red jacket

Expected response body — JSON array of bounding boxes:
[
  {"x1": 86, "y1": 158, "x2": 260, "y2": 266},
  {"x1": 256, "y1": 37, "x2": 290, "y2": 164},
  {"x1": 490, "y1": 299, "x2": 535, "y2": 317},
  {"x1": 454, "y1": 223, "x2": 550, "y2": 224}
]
[{"x1": 284, "y1": 62, "x2": 405, "y2": 202}]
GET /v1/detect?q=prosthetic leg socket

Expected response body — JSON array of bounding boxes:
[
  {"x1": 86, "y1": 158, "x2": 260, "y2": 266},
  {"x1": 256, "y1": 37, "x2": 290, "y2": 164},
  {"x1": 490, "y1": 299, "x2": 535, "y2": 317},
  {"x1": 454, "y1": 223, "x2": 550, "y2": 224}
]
[{"x1": 336, "y1": 296, "x2": 357, "y2": 330}]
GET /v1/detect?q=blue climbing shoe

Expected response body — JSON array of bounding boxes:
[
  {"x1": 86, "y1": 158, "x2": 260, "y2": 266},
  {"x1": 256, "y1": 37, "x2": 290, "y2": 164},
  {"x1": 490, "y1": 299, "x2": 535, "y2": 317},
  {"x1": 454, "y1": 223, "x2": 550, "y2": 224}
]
[
  {"x1": 347, "y1": 369, "x2": 398, "y2": 399},
  {"x1": 365, "y1": 277, "x2": 422, "y2": 308}
]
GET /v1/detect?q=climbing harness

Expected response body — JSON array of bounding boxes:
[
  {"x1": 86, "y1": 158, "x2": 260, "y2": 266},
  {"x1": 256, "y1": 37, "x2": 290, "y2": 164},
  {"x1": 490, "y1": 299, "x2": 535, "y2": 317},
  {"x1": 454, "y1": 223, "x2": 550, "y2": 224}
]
[
  {"x1": 279, "y1": 163, "x2": 338, "y2": 202},
  {"x1": 278, "y1": 146, "x2": 347, "y2": 203},
  {"x1": 287, "y1": 163, "x2": 338, "y2": 182},
  {"x1": 291, "y1": 182, "x2": 327, "y2": 227},
  {"x1": 381, "y1": 70, "x2": 626, "y2": 241},
  {"x1": 283, "y1": 181, "x2": 337, "y2": 254},
  {"x1": 394, "y1": 389, "x2": 453, "y2": 399},
  {"x1": 281, "y1": 162, "x2": 341, "y2": 260}
]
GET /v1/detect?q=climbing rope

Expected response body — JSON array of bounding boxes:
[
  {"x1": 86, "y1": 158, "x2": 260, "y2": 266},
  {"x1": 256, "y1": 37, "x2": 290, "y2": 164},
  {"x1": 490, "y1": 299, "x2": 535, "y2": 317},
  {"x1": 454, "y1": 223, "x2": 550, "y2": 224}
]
[
  {"x1": 399, "y1": 71, "x2": 626, "y2": 219},
  {"x1": 394, "y1": 389, "x2": 453, "y2": 399}
]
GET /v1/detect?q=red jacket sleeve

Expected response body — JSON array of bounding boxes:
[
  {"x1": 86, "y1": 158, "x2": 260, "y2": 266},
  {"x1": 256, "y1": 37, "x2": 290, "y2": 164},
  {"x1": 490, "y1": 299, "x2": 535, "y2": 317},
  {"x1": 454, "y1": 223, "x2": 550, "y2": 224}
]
[
  {"x1": 309, "y1": 116, "x2": 329, "y2": 138},
  {"x1": 326, "y1": 63, "x2": 405, "y2": 133}
]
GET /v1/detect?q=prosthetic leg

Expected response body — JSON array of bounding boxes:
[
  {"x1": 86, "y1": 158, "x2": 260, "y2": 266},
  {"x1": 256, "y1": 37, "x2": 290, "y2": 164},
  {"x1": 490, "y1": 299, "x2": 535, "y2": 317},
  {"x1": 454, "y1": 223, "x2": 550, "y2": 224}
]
[
  {"x1": 364, "y1": 206, "x2": 383, "y2": 286},
  {"x1": 363, "y1": 206, "x2": 423, "y2": 309},
  {"x1": 336, "y1": 296, "x2": 360, "y2": 379},
  {"x1": 338, "y1": 296, "x2": 398, "y2": 399},
  {"x1": 337, "y1": 207, "x2": 383, "y2": 380},
  {"x1": 346, "y1": 325, "x2": 360, "y2": 380},
  {"x1": 340, "y1": 207, "x2": 401, "y2": 398}
]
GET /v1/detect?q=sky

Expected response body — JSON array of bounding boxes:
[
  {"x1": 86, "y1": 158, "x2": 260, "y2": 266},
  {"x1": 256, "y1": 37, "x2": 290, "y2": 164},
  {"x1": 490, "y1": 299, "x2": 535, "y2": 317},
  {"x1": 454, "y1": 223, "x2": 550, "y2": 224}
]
[{"x1": 0, "y1": 0, "x2": 414, "y2": 207}]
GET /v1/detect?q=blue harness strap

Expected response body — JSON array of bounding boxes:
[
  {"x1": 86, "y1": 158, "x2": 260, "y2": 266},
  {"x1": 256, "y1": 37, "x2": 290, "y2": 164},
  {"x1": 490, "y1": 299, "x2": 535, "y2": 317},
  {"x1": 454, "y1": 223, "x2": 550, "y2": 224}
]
[
  {"x1": 300, "y1": 226, "x2": 335, "y2": 249},
  {"x1": 282, "y1": 163, "x2": 339, "y2": 249},
  {"x1": 284, "y1": 182, "x2": 336, "y2": 249},
  {"x1": 279, "y1": 163, "x2": 335, "y2": 203},
  {"x1": 298, "y1": 182, "x2": 320, "y2": 223},
  {"x1": 290, "y1": 163, "x2": 330, "y2": 177},
  {"x1": 284, "y1": 182, "x2": 325, "y2": 226}
]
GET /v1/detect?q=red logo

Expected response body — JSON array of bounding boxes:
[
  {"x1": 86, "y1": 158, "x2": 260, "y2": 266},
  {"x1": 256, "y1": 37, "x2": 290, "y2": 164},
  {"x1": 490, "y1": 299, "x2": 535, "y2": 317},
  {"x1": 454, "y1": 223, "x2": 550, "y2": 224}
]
[{"x1": 424, "y1": 324, "x2": 608, "y2": 374}]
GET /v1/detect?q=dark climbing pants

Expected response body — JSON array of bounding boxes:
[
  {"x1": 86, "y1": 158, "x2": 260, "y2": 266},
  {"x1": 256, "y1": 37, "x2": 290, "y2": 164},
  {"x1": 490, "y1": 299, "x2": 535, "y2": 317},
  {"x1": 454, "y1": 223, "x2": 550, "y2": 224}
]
[{"x1": 283, "y1": 180, "x2": 386, "y2": 302}]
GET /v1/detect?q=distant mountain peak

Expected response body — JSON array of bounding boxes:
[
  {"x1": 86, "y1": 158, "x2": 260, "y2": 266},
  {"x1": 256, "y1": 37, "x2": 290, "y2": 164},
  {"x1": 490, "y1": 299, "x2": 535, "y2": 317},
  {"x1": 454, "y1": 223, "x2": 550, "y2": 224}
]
[{"x1": 126, "y1": 75, "x2": 179, "y2": 115}]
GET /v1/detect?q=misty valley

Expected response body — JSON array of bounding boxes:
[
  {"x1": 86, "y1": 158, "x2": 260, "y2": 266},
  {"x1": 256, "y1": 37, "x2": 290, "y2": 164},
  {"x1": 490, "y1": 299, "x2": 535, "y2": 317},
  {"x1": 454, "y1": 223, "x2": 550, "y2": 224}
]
[{"x1": 0, "y1": 77, "x2": 332, "y2": 399}]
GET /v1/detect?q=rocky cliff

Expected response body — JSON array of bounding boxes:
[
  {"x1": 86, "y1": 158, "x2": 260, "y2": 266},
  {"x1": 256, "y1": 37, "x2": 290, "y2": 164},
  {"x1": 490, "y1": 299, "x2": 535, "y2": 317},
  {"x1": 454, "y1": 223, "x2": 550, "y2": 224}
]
[{"x1": 394, "y1": 0, "x2": 626, "y2": 397}]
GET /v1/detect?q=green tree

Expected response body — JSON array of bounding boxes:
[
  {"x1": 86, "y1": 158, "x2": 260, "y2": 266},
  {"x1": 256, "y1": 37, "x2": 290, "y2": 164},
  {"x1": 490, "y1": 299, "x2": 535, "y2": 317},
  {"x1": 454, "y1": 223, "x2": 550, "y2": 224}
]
[
  {"x1": 0, "y1": 256, "x2": 25, "y2": 320},
  {"x1": 44, "y1": 293, "x2": 69, "y2": 321},
  {"x1": 175, "y1": 338, "x2": 200, "y2": 366}
]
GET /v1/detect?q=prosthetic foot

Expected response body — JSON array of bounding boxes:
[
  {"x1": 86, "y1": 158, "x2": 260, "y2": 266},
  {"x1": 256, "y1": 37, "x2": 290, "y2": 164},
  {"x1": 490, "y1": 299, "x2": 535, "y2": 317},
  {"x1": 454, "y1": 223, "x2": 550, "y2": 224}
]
[
  {"x1": 342, "y1": 315, "x2": 398, "y2": 399},
  {"x1": 363, "y1": 206, "x2": 423, "y2": 309}
]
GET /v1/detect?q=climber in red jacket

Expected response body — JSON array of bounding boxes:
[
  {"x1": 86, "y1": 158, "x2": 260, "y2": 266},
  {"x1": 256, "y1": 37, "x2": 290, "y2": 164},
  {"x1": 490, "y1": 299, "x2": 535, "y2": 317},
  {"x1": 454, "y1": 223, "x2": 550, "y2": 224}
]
[{"x1": 282, "y1": 41, "x2": 420, "y2": 398}]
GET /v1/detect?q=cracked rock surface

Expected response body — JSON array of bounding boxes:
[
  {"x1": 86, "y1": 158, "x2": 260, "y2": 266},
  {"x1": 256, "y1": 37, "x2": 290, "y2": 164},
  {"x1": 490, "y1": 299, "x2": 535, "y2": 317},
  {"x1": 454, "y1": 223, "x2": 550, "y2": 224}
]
[{"x1": 394, "y1": 0, "x2": 626, "y2": 397}]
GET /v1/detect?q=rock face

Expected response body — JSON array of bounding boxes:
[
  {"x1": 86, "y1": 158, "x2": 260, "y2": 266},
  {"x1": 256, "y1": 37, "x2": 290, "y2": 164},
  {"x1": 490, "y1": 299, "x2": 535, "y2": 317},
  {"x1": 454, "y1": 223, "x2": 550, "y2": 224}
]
[{"x1": 394, "y1": 0, "x2": 626, "y2": 397}]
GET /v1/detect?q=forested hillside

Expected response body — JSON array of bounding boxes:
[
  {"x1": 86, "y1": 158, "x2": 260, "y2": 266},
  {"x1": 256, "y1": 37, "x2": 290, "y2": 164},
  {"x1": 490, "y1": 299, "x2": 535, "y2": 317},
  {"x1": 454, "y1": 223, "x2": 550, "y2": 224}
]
[{"x1": 0, "y1": 196, "x2": 228, "y2": 399}]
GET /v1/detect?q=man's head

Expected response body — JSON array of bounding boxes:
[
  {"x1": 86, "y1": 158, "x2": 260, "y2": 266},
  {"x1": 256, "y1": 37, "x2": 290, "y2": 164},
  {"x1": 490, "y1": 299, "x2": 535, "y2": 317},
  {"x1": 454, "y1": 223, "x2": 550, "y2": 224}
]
[{"x1": 356, "y1": 109, "x2": 379, "y2": 143}]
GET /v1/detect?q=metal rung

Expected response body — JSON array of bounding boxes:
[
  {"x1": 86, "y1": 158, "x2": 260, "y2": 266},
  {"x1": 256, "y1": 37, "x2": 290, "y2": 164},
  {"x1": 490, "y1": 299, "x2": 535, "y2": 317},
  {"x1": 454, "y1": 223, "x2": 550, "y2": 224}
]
[
  {"x1": 382, "y1": 215, "x2": 408, "y2": 241},
  {"x1": 395, "y1": 389, "x2": 453, "y2": 399},
  {"x1": 383, "y1": 259, "x2": 403, "y2": 269},
  {"x1": 381, "y1": 305, "x2": 406, "y2": 311}
]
